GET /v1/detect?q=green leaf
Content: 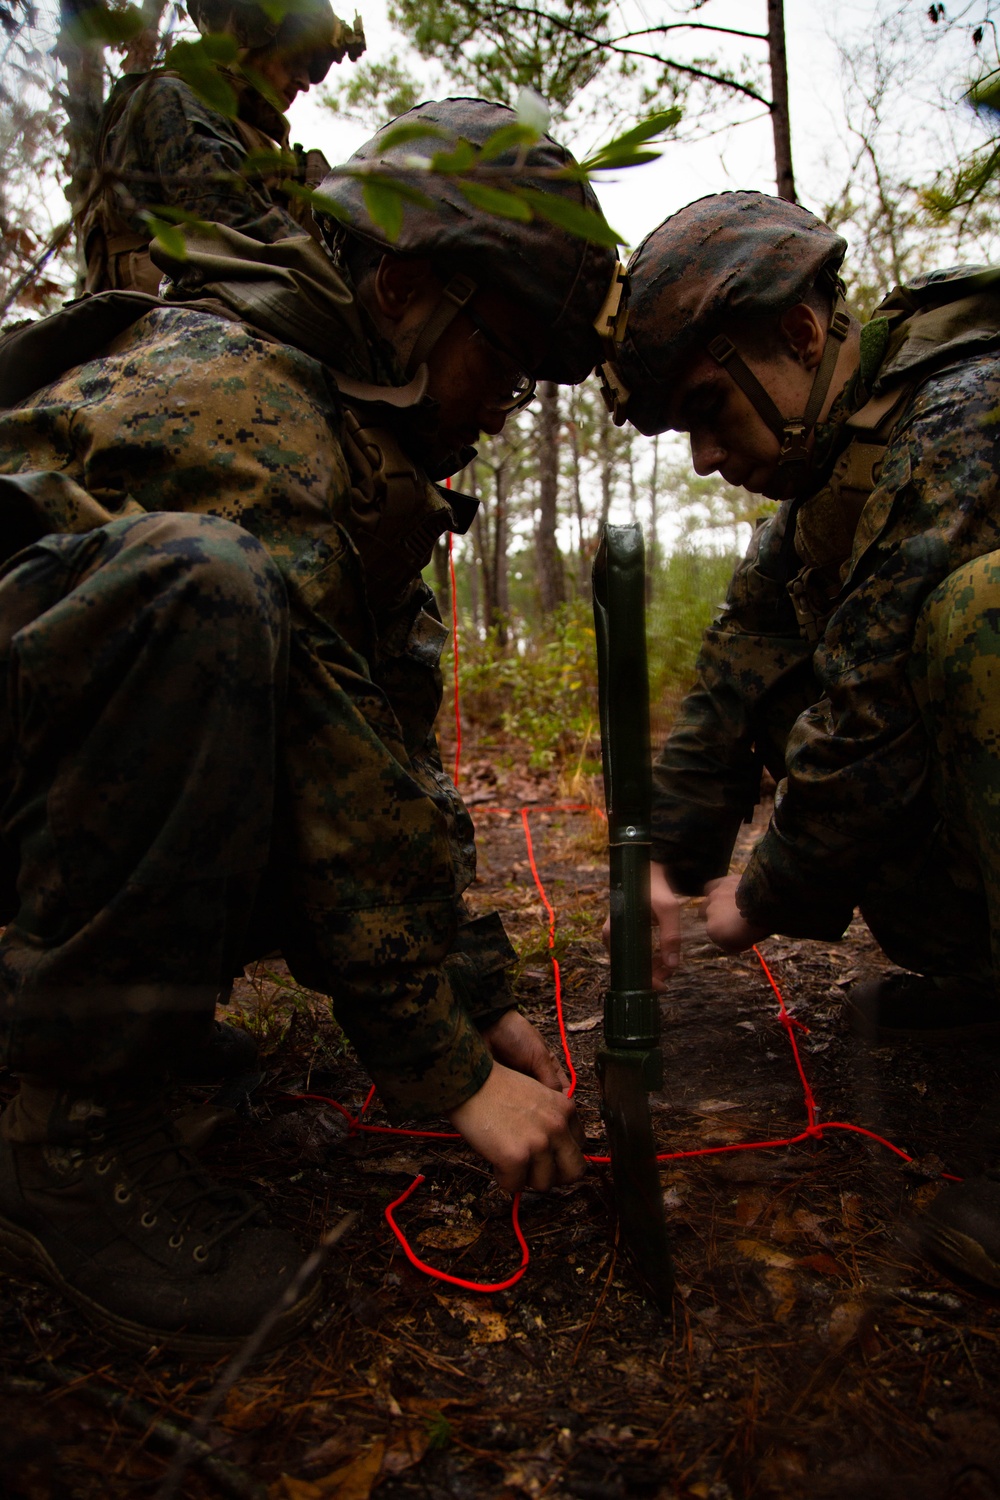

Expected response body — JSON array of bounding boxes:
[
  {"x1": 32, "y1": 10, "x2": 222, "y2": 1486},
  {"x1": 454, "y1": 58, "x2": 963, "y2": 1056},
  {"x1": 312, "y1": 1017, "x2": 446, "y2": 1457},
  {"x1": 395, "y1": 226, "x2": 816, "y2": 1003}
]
[
  {"x1": 66, "y1": 2, "x2": 145, "y2": 46},
  {"x1": 515, "y1": 85, "x2": 550, "y2": 134},
  {"x1": 362, "y1": 180, "x2": 405, "y2": 241},
  {"x1": 364, "y1": 173, "x2": 435, "y2": 210},
  {"x1": 142, "y1": 214, "x2": 187, "y2": 261},
  {"x1": 199, "y1": 30, "x2": 239, "y2": 62},
  {"x1": 288, "y1": 186, "x2": 351, "y2": 221},
  {"x1": 457, "y1": 182, "x2": 532, "y2": 220},
  {"x1": 241, "y1": 147, "x2": 297, "y2": 176},
  {"x1": 431, "y1": 139, "x2": 478, "y2": 174},
  {"x1": 139, "y1": 204, "x2": 215, "y2": 229},
  {"x1": 238, "y1": 63, "x2": 287, "y2": 117},
  {"x1": 581, "y1": 107, "x2": 682, "y2": 170},
  {"x1": 165, "y1": 39, "x2": 238, "y2": 117},
  {"x1": 478, "y1": 122, "x2": 541, "y2": 162},
  {"x1": 377, "y1": 120, "x2": 451, "y2": 151},
  {"x1": 516, "y1": 189, "x2": 622, "y2": 247},
  {"x1": 580, "y1": 147, "x2": 662, "y2": 171}
]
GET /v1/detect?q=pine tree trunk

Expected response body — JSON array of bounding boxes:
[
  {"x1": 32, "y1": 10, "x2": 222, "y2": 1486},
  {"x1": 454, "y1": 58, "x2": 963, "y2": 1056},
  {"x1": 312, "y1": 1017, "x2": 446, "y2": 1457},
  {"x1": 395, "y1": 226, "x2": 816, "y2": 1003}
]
[
  {"x1": 597, "y1": 403, "x2": 613, "y2": 540},
  {"x1": 58, "y1": 0, "x2": 107, "y2": 227},
  {"x1": 432, "y1": 536, "x2": 451, "y2": 621},
  {"x1": 535, "y1": 380, "x2": 565, "y2": 613},
  {"x1": 493, "y1": 463, "x2": 509, "y2": 648},
  {"x1": 568, "y1": 409, "x2": 588, "y2": 593},
  {"x1": 647, "y1": 433, "x2": 659, "y2": 603},
  {"x1": 767, "y1": 0, "x2": 796, "y2": 202}
]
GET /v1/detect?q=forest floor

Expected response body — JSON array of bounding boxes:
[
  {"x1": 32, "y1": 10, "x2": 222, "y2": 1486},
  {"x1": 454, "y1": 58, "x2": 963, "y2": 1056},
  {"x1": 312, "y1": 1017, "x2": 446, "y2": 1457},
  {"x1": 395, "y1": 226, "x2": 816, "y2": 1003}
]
[{"x1": 5, "y1": 750, "x2": 1000, "y2": 1500}]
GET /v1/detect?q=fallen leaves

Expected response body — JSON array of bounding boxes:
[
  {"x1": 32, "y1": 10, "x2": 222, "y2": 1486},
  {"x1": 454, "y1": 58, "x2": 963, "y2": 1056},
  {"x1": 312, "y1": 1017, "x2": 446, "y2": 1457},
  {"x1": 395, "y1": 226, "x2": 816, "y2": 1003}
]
[
  {"x1": 565, "y1": 1011, "x2": 603, "y2": 1033},
  {"x1": 451, "y1": 1299, "x2": 510, "y2": 1343},
  {"x1": 416, "y1": 1223, "x2": 482, "y2": 1251},
  {"x1": 273, "y1": 1441, "x2": 385, "y2": 1500}
]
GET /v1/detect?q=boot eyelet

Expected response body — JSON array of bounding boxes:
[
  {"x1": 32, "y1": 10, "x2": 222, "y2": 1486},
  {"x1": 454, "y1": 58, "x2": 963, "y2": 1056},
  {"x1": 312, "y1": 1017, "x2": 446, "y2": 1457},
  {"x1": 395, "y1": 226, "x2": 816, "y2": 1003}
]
[
  {"x1": 192, "y1": 1244, "x2": 208, "y2": 1263},
  {"x1": 140, "y1": 1211, "x2": 158, "y2": 1229},
  {"x1": 168, "y1": 1233, "x2": 184, "y2": 1249},
  {"x1": 94, "y1": 1158, "x2": 112, "y2": 1176},
  {"x1": 114, "y1": 1184, "x2": 132, "y2": 1205}
]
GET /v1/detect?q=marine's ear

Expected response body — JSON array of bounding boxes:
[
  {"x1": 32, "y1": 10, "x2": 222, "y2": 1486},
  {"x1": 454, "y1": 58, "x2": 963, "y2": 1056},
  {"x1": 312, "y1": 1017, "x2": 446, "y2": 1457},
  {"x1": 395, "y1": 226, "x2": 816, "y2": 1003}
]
[
  {"x1": 777, "y1": 302, "x2": 828, "y2": 370},
  {"x1": 371, "y1": 255, "x2": 440, "y2": 324}
]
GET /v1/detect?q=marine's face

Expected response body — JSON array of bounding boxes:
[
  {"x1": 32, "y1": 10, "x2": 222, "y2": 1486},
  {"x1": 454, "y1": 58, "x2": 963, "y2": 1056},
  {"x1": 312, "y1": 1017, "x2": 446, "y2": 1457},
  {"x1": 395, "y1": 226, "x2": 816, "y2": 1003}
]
[
  {"x1": 665, "y1": 346, "x2": 817, "y2": 502},
  {"x1": 422, "y1": 287, "x2": 546, "y2": 462},
  {"x1": 368, "y1": 257, "x2": 548, "y2": 469},
  {"x1": 247, "y1": 46, "x2": 314, "y2": 110}
]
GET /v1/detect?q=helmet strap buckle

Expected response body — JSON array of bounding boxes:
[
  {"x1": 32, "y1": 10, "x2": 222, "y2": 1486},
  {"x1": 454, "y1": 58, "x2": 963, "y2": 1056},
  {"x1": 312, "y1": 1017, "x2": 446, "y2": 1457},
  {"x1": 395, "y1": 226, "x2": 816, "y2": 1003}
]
[
  {"x1": 597, "y1": 360, "x2": 631, "y2": 426},
  {"x1": 708, "y1": 291, "x2": 851, "y2": 475}
]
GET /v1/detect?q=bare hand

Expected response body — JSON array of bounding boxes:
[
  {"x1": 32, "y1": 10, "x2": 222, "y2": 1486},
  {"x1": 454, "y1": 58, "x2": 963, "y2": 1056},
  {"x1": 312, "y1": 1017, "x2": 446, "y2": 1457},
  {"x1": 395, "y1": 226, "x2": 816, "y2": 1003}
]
[
  {"x1": 447, "y1": 1062, "x2": 586, "y2": 1193},
  {"x1": 650, "y1": 860, "x2": 684, "y2": 985},
  {"x1": 703, "y1": 874, "x2": 769, "y2": 954},
  {"x1": 604, "y1": 860, "x2": 686, "y2": 987},
  {"x1": 480, "y1": 1009, "x2": 569, "y2": 1092}
]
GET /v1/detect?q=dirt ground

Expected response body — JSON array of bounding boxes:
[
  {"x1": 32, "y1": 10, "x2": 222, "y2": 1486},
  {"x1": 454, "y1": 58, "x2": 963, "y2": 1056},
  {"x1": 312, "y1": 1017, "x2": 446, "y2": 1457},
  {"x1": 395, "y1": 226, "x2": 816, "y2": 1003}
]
[{"x1": 5, "y1": 756, "x2": 1000, "y2": 1500}]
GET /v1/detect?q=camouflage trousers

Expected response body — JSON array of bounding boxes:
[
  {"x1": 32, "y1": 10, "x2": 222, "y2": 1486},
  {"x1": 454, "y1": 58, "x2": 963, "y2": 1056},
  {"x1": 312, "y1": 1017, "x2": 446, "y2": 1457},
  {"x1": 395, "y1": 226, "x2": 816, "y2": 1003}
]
[
  {"x1": 0, "y1": 513, "x2": 501, "y2": 1114},
  {"x1": 859, "y1": 550, "x2": 1000, "y2": 990}
]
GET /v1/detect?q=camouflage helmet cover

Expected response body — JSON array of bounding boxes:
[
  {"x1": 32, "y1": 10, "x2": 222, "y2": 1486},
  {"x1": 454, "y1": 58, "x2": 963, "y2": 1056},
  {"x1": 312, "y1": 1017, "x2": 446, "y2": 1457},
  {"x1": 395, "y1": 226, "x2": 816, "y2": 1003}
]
[
  {"x1": 612, "y1": 190, "x2": 847, "y2": 435},
  {"x1": 317, "y1": 97, "x2": 619, "y2": 385},
  {"x1": 188, "y1": 0, "x2": 366, "y2": 83}
]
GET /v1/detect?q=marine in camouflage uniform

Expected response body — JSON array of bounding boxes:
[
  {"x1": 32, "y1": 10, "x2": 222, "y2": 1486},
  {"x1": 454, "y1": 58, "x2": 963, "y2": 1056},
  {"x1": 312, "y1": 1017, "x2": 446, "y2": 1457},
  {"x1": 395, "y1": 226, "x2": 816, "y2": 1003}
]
[
  {"x1": 0, "y1": 99, "x2": 617, "y2": 1353},
  {"x1": 79, "y1": 0, "x2": 365, "y2": 293},
  {"x1": 604, "y1": 189, "x2": 1000, "y2": 1289}
]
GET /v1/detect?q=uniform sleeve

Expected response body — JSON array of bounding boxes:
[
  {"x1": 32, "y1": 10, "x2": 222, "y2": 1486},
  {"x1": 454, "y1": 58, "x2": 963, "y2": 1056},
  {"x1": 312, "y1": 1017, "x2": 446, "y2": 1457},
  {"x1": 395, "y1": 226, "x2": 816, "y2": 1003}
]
[
  {"x1": 652, "y1": 509, "x2": 816, "y2": 893},
  {"x1": 738, "y1": 353, "x2": 1000, "y2": 938},
  {"x1": 109, "y1": 76, "x2": 303, "y2": 244}
]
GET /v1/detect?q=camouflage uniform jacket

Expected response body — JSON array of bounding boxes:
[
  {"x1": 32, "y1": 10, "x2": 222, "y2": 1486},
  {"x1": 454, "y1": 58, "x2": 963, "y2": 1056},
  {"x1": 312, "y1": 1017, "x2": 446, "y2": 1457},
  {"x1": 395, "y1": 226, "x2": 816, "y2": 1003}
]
[
  {"x1": 80, "y1": 69, "x2": 326, "y2": 294},
  {"x1": 0, "y1": 228, "x2": 513, "y2": 1118},
  {"x1": 651, "y1": 269, "x2": 1000, "y2": 940}
]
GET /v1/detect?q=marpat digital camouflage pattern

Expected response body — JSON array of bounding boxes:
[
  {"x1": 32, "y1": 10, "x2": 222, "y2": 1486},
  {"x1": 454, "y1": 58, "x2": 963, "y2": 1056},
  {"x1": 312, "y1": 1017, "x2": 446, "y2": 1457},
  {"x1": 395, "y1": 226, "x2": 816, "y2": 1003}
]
[
  {"x1": 0, "y1": 227, "x2": 518, "y2": 1119},
  {"x1": 649, "y1": 265, "x2": 1000, "y2": 987},
  {"x1": 610, "y1": 191, "x2": 847, "y2": 435},
  {"x1": 80, "y1": 70, "x2": 321, "y2": 294}
]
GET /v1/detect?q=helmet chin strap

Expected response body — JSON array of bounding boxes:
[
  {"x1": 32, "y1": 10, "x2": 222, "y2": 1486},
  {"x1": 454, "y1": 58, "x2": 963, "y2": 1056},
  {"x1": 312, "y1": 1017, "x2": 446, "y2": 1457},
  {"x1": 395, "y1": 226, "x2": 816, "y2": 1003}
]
[
  {"x1": 404, "y1": 272, "x2": 478, "y2": 379},
  {"x1": 706, "y1": 293, "x2": 851, "y2": 473}
]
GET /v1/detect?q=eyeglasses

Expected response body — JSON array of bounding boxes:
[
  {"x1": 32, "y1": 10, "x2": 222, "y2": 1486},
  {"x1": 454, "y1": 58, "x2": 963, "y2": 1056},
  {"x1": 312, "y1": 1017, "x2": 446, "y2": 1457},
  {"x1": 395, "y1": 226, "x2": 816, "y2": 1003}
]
[{"x1": 463, "y1": 307, "x2": 538, "y2": 413}]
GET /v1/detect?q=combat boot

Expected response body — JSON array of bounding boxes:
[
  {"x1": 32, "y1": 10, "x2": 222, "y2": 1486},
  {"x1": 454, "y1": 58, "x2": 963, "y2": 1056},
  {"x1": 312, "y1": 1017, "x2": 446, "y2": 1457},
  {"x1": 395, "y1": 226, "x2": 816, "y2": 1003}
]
[
  {"x1": 0, "y1": 1082, "x2": 321, "y2": 1356},
  {"x1": 845, "y1": 972, "x2": 1000, "y2": 1045}
]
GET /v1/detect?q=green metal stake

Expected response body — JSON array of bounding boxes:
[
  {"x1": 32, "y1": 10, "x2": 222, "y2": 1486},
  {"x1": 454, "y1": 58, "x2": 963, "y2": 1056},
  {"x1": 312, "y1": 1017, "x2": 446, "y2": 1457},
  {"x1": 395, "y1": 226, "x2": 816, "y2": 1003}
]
[{"x1": 593, "y1": 522, "x2": 674, "y2": 1312}]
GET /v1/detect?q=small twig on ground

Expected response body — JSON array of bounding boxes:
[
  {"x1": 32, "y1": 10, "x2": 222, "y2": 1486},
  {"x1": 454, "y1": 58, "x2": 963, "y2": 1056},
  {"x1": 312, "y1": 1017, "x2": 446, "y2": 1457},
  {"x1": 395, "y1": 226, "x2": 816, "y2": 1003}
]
[
  {"x1": 12, "y1": 1366, "x2": 264, "y2": 1500},
  {"x1": 154, "y1": 1210, "x2": 357, "y2": 1500},
  {"x1": 571, "y1": 1234, "x2": 618, "y2": 1366}
]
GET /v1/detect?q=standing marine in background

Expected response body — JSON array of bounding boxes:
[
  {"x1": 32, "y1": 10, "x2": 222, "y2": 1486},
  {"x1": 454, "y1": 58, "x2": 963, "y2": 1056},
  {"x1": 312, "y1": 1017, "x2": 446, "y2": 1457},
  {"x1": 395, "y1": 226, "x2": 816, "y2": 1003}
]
[
  {"x1": 600, "y1": 190, "x2": 1000, "y2": 1291},
  {"x1": 79, "y1": 0, "x2": 365, "y2": 293}
]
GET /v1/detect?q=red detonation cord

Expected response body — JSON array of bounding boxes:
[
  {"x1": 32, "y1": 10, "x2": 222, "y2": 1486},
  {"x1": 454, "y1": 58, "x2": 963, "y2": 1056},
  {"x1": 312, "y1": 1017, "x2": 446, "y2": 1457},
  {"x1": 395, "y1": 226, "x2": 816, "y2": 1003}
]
[
  {"x1": 300, "y1": 552, "x2": 960, "y2": 1293},
  {"x1": 304, "y1": 804, "x2": 957, "y2": 1294},
  {"x1": 445, "y1": 477, "x2": 462, "y2": 787}
]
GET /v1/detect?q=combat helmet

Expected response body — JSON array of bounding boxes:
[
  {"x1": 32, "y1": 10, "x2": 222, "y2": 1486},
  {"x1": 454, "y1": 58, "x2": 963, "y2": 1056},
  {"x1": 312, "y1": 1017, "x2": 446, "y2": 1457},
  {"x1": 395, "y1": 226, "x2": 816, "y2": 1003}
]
[
  {"x1": 317, "y1": 97, "x2": 621, "y2": 385},
  {"x1": 188, "y1": 0, "x2": 366, "y2": 82},
  {"x1": 605, "y1": 191, "x2": 849, "y2": 469}
]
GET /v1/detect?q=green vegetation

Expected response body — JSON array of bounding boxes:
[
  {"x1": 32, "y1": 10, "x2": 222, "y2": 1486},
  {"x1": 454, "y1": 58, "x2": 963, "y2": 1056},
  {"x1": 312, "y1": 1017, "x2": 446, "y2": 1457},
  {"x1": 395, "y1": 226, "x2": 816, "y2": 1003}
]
[{"x1": 447, "y1": 549, "x2": 737, "y2": 769}]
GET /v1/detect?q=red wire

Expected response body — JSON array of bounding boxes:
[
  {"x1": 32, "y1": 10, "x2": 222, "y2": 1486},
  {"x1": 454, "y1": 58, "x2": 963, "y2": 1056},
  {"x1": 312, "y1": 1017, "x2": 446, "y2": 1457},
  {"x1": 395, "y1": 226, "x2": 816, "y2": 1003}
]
[
  {"x1": 445, "y1": 477, "x2": 462, "y2": 788},
  {"x1": 385, "y1": 1175, "x2": 530, "y2": 1291},
  {"x1": 298, "y1": 576, "x2": 963, "y2": 1286}
]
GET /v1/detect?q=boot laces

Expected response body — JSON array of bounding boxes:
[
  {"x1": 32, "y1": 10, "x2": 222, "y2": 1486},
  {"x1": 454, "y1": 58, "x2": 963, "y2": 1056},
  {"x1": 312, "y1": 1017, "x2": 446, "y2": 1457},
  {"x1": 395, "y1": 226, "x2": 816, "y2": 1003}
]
[{"x1": 87, "y1": 1105, "x2": 260, "y2": 1252}]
